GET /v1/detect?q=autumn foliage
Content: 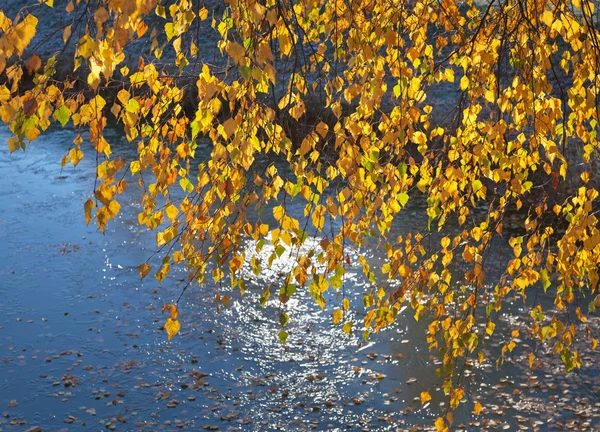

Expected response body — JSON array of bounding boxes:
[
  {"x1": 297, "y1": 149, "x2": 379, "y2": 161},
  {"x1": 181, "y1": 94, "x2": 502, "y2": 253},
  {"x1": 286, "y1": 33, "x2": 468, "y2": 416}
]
[{"x1": 2, "y1": 0, "x2": 600, "y2": 427}]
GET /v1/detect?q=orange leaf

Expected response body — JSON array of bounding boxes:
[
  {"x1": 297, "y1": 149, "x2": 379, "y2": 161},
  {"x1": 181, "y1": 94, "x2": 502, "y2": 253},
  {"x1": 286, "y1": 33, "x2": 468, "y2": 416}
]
[
  {"x1": 84, "y1": 198, "x2": 95, "y2": 226},
  {"x1": 162, "y1": 303, "x2": 179, "y2": 319},
  {"x1": 25, "y1": 54, "x2": 42, "y2": 74}
]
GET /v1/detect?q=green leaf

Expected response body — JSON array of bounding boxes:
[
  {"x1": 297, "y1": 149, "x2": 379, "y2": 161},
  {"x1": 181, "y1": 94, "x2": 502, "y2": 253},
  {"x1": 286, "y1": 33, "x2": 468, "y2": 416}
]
[
  {"x1": 239, "y1": 65, "x2": 252, "y2": 80},
  {"x1": 368, "y1": 147, "x2": 379, "y2": 163},
  {"x1": 330, "y1": 275, "x2": 343, "y2": 289},
  {"x1": 398, "y1": 193, "x2": 409, "y2": 207},
  {"x1": 296, "y1": 228, "x2": 307, "y2": 244},
  {"x1": 55, "y1": 105, "x2": 71, "y2": 127},
  {"x1": 125, "y1": 98, "x2": 140, "y2": 113},
  {"x1": 284, "y1": 283, "x2": 296, "y2": 296},
  {"x1": 179, "y1": 178, "x2": 193, "y2": 193},
  {"x1": 398, "y1": 162, "x2": 407, "y2": 176},
  {"x1": 165, "y1": 23, "x2": 176, "y2": 41},
  {"x1": 279, "y1": 312, "x2": 289, "y2": 327},
  {"x1": 541, "y1": 269, "x2": 551, "y2": 292},
  {"x1": 191, "y1": 119, "x2": 200, "y2": 139},
  {"x1": 278, "y1": 330, "x2": 288, "y2": 344},
  {"x1": 560, "y1": 349, "x2": 575, "y2": 372}
]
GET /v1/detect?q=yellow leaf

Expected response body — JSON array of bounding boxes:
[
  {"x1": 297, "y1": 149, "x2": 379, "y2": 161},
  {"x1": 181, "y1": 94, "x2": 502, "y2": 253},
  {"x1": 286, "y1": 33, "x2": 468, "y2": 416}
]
[
  {"x1": 198, "y1": 7, "x2": 208, "y2": 20},
  {"x1": 138, "y1": 263, "x2": 151, "y2": 279},
  {"x1": 485, "y1": 321, "x2": 495, "y2": 336},
  {"x1": 273, "y1": 205, "x2": 285, "y2": 222},
  {"x1": 342, "y1": 321, "x2": 352, "y2": 334},
  {"x1": 279, "y1": 32, "x2": 292, "y2": 56},
  {"x1": 259, "y1": 223, "x2": 269, "y2": 236},
  {"x1": 312, "y1": 205, "x2": 325, "y2": 231},
  {"x1": 450, "y1": 387, "x2": 465, "y2": 409},
  {"x1": 435, "y1": 417, "x2": 447, "y2": 432},
  {"x1": 164, "y1": 317, "x2": 181, "y2": 341},
  {"x1": 69, "y1": 147, "x2": 84, "y2": 166},
  {"x1": 410, "y1": 131, "x2": 426, "y2": 145},
  {"x1": 7, "y1": 15, "x2": 38, "y2": 55},
  {"x1": 130, "y1": 160, "x2": 141, "y2": 175},
  {"x1": 474, "y1": 401, "x2": 482, "y2": 415},
  {"x1": 227, "y1": 42, "x2": 246, "y2": 64},
  {"x1": 420, "y1": 391, "x2": 432, "y2": 404},
  {"x1": 398, "y1": 264, "x2": 410, "y2": 278},
  {"x1": 162, "y1": 303, "x2": 179, "y2": 319},
  {"x1": 332, "y1": 309, "x2": 343, "y2": 325},
  {"x1": 108, "y1": 200, "x2": 120, "y2": 217},
  {"x1": 84, "y1": 198, "x2": 95, "y2": 226},
  {"x1": 166, "y1": 204, "x2": 178, "y2": 220},
  {"x1": 541, "y1": 10, "x2": 554, "y2": 27},
  {"x1": 63, "y1": 24, "x2": 71, "y2": 43},
  {"x1": 580, "y1": 171, "x2": 591, "y2": 183},
  {"x1": 155, "y1": 5, "x2": 166, "y2": 18}
]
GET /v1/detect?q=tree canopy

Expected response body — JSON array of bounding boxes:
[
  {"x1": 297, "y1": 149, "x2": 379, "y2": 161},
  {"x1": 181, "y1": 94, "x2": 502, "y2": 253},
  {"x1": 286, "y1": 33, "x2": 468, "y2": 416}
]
[{"x1": 2, "y1": 0, "x2": 600, "y2": 427}]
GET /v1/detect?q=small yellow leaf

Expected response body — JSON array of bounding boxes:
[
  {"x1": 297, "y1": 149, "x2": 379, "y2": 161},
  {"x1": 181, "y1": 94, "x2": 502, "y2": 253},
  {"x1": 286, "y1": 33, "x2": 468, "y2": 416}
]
[
  {"x1": 273, "y1": 205, "x2": 285, "y2": 222},
  {"x1": 342, "y1": 321, "x2": 352, "y2": 334},
  {"x1": 130, "y1": 160, "x2": 141, "y2": 175},
  {"x1": 198, "y1": 7, "x2": 208, "y2": 20},
  {"x1": 63, "y1": 24, "x2": 71, "y2": 43},
  {"x1": 164, "y1": 317, "x2": 181, "y2": 341},
  {"x1": 84, "y1": 198, "x2": 95, "y2": 225},
  {"x1": 162, "y1": 303, "x2": 179, "y2": 319},
  {"x1": 474, "y1": 401, "x2": 482, "y2": 415},
  {"x1": 332, "y1": 309, "x2": 343, "y2": 325},
  {"x1": 435, "y1": 417, "x2": 447, "y2": 432},
  {"x1": 420, "y1": 391, "x2": 432, "y2": 404},
  {"x1": 165, "y1": 204, "x2": 178, "y2": 220}
]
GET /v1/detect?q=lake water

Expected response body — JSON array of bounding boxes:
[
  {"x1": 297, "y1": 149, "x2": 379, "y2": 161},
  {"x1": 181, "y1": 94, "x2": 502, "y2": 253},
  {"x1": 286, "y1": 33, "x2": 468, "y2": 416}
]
[{"x1": 0, "y1": 127, "x2": 599, "y2": 431}]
